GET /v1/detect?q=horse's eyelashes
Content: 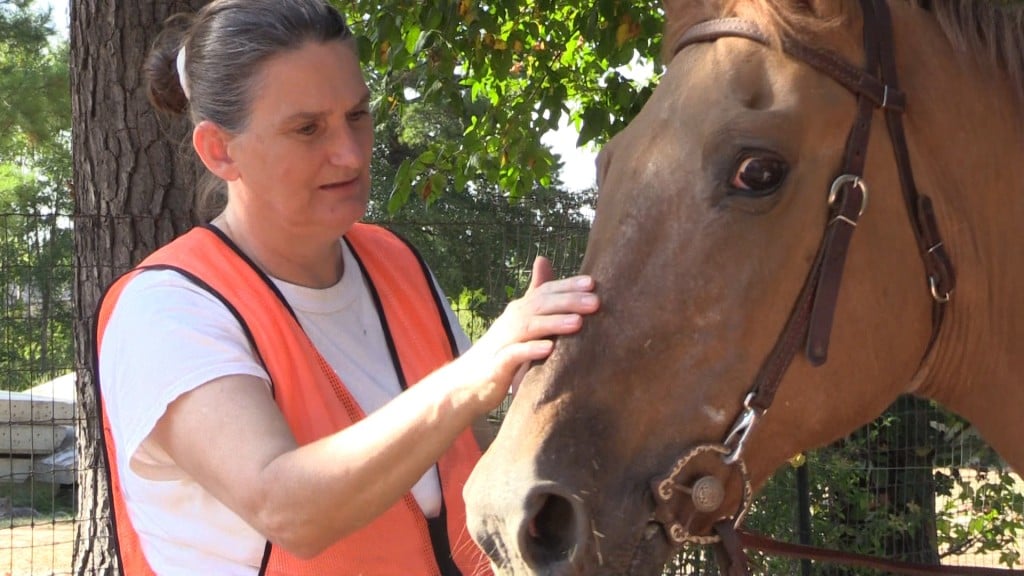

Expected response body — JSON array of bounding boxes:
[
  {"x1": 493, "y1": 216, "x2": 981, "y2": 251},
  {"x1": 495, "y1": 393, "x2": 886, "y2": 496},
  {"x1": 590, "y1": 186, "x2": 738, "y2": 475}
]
[{"x1": 728, "y1": 154, "x2": 788, "y2": 197}]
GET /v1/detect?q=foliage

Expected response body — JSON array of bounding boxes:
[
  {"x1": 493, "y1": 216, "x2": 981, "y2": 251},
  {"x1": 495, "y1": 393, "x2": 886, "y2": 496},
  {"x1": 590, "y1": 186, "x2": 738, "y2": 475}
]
[
  {"x1": 0, "y1": 480, "x2": 75, "y2": 526},
  {"x1": 737, "y1": 400, "x2": 1023, "y2": 573},
  {"x1": 0, "y1": 0, "x2": 73, "y2": 390},
  {"x1": 935, "y1": 468, "x2": 1024, "y2": 567},
  {"x1": 0, "y1": 173, "x2": 75, "y2": 391},
  {"x1": 932, "y1": 424, "x2": 1024, "y2": 567},
  {"x1": 0, "y1": 0, "x2": 68, "y2": 160},
  {"x1": 451, "y1": 287, "x2": 490, "y2": 341},
  {"x1": 367, "y1": 183, "x2": 593, "y2": 321},
  {"x1": 5, "y1": 0, "x2": 1020, "y2": 572},
  {"x1": 335, "y1": 0, "x2": 663, "y2": 205},
  {"x1": 363, "y1": 67, "x2": 594, "y2": 323}
]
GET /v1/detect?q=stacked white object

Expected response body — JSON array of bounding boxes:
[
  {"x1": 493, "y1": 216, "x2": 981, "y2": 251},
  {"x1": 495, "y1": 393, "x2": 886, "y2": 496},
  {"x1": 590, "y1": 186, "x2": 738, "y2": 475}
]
[{"x1": 0, "y1": 373, "x2": 76, "y2": 485}]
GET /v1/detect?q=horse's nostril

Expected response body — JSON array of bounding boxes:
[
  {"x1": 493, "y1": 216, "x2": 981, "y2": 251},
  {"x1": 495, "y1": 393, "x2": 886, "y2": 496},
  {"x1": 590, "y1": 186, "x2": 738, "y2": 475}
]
[{"x1": 520, "y1": 489, "x2": 584, "y2": 570}]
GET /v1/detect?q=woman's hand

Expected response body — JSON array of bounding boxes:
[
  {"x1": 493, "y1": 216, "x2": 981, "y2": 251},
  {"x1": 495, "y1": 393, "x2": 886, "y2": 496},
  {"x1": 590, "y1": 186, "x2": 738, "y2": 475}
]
[{"x1": 452, "y1": 256, "x2": 599, "y2": 412}]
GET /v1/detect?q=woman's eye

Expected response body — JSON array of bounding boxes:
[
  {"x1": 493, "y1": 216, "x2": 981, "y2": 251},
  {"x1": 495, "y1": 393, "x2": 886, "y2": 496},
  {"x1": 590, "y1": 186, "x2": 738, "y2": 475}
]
[
  {"x1": 348, "y1": 109, "x2": 371, "y2": 122},
  {"x1": 730, "y1": 155, "x2": 788, "y2": 196}
]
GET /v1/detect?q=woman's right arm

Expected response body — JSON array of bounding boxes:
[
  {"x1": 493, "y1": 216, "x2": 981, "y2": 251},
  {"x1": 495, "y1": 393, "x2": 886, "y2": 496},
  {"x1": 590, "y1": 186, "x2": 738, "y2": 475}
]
[{"x1": 122, "y1": 258, "x2": 598, "y2": 558}]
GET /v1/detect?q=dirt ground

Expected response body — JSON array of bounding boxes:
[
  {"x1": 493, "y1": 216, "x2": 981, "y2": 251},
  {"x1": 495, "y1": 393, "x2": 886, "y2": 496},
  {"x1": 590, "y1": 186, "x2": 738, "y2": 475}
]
[{"x1": 0, "y1": 520, "x2": 73, "y2": 576}]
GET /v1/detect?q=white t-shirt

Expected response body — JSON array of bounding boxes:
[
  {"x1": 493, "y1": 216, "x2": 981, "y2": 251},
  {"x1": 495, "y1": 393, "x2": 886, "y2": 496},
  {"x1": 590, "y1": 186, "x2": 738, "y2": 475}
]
[{"x1": 98, "y1": 241, "x2": 470, "y2": 575}]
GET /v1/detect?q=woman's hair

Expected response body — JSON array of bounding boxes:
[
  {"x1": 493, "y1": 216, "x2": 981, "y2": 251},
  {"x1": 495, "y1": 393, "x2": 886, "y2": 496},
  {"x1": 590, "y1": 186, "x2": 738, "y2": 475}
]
[{"x1": 143, "y1": 0, "x2": 354, "y2": 217}]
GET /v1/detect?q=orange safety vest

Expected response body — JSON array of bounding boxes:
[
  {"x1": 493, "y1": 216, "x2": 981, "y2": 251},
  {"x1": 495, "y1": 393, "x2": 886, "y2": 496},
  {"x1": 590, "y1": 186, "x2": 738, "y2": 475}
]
[{"x1": 93, "y1": 223, "x2": 491, "y2": 576}]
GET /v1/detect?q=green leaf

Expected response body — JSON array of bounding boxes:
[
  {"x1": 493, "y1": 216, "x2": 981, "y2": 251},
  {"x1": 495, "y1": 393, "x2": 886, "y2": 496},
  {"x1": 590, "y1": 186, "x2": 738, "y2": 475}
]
[
  {"x1": 407, "y1": 26, "x2": 424, "y2": 54},
  {"x1": 388, "y1": 160, "x2": 413, "y2": 213}
]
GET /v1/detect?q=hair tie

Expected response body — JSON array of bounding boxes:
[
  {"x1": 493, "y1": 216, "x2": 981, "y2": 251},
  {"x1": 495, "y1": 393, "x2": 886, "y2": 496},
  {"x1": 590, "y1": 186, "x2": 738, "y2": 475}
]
[{"x1": 175, "y1": 45, "x2": 191, "y2": 100}]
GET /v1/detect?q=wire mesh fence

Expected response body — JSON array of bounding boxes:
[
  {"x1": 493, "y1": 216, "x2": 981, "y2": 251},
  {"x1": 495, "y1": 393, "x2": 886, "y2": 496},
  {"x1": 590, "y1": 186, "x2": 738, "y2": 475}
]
[
  {"x1": 0, "y1": 191, "x2": 1021, "y2": 575},
  {"x1": 1, "y1": 204, "x2": 77, "y2": 576}
]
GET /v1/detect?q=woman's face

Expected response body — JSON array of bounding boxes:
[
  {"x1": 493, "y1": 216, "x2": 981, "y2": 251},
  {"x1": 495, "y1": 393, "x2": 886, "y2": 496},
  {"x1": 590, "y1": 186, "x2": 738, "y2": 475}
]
[{"x1": 223, "y1": 40, "x2": 373, "y2": 241}]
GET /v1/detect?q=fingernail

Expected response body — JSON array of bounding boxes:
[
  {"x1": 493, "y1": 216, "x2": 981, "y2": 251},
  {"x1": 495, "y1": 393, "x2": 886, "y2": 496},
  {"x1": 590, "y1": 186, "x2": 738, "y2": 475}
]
[
  {"x1": 563, "y1": 314, "x2": 582, "y2": 327},
  {"x1": 581, "y1": 294, "x2": 598, "y2": 307},
  {"x1": 575, "y1": 276, "x2": 593, "y2": 289}
]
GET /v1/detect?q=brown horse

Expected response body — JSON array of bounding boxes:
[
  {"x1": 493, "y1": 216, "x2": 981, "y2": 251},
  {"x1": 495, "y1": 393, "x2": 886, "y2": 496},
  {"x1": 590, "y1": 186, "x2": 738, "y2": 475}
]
[{"x1": 463, "y1": 0, "x2": 1024, "y2": 574}]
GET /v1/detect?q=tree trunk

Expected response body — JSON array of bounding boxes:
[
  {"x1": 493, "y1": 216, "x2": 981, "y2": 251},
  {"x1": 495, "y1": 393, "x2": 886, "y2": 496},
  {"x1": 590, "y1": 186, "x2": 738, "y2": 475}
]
[{"x1": 70, "y1": 1, "x2": 207, "y2": 573}]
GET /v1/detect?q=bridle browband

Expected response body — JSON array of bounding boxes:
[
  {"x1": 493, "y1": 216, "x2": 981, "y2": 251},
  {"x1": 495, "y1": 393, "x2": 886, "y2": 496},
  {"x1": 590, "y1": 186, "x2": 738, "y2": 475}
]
[{"x1": 648, "y1": 0, "x2": 960, "y2": 574}]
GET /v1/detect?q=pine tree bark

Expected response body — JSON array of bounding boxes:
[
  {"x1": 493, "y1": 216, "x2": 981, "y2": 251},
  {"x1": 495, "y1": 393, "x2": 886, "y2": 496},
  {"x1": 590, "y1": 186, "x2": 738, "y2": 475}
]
[{"x1": 70, "y1": 1, "x2": 208, "y2": 573}]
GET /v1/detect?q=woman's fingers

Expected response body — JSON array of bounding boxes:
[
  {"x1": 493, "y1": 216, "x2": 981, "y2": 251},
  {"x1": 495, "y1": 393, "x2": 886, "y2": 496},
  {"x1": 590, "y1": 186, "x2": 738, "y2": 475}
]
[
  {"x1": 511, "y1": 271, "x2": 598, "y2": 339},
  {"x1": 522, "y1": 313, "x2": 585, "y2": 339},
  {"x1": 498, "y1": 340, "x2": 555, "y2": 368},
  {"x1": 531, "y1": 273, "x2": 595, "y2": 297},
  {"x1": 508, "y1": 358, "x2": 532, "y2": 396},
  {"x1": 458, "y1": 256, "x2": 600, "y2": 407},
  {"x1": 529, "y1": 255, "x2": 555, "y2": 290},
  {"x1": 521, "y1": 290, "x2": 599, "y2": 318},
  {"x1": 511, "y1": 257, "x2": 598, "y2": 334}
]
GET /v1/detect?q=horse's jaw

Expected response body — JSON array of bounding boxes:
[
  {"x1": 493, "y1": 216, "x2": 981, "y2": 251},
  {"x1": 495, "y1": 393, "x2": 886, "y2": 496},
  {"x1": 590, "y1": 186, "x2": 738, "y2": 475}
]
[
  {"x1": 465, "y1": 409, "x2": 681, "y2": 576},
  {"x1": 465, "y1": 342, "x2": 768, "y2": 576}
]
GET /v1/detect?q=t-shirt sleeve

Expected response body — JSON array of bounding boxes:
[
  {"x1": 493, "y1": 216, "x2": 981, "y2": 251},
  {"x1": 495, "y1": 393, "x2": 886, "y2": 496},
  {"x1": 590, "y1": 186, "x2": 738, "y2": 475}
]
[{"x1": 98, "y1": 270, "x2": 271, "y2": 468}]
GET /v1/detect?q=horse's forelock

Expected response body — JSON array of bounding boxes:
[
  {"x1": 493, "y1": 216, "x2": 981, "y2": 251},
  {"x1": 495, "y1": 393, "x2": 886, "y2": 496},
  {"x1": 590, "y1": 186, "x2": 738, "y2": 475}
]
[{"x1": 662, "y1": 0, "x2": 1024, "y2": 99}]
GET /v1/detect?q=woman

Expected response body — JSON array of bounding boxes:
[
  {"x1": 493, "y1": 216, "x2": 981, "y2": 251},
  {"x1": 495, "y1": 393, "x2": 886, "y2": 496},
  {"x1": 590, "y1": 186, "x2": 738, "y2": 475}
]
[{"x1": 94, "y1": 1, "x2": 599, "y2": 574}]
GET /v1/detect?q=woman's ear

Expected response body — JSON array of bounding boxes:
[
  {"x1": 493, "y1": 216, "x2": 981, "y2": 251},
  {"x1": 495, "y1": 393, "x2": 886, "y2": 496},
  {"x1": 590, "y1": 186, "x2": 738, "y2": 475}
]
[{"x1": 193, "y1": 120, "x2": 239, "y2": 181}]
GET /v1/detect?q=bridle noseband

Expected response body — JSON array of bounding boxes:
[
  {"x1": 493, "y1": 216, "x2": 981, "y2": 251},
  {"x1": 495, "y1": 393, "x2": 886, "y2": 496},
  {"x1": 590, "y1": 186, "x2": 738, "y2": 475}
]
[{"x1": 649, "y1": 0, "x2": 956, "y2": 572}]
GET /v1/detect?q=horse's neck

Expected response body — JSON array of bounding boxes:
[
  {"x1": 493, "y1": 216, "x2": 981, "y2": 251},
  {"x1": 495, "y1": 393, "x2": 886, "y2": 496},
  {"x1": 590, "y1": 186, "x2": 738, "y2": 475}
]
[{"x1": 894, "y1": 3, "x2": 1024, "y2": 472}]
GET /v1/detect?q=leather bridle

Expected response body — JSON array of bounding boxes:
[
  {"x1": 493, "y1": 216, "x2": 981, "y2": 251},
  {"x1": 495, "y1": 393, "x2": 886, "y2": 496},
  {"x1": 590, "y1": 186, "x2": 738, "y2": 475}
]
[{"x1": 648, "y1": 0, "x2": 960, "y2": 574}]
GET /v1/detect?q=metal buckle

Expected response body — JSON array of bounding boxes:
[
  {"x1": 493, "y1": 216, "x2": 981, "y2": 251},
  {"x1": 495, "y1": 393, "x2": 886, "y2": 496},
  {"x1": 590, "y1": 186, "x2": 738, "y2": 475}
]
[
  {"x1": 828, "y1": 174, "x2": 869, "y2": 218},
  {"x1": 929, "y1": 276, "x2": 951, "y2": 303},
  {"x1": 722, "y1": 393, "x2": 763, "y2": 465}
]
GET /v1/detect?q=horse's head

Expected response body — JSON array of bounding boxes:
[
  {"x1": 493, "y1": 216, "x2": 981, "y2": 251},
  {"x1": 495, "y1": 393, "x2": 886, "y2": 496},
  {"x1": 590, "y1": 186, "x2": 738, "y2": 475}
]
[{"x1": 464, "y1": 0, "x2": 969, "y2": 574}]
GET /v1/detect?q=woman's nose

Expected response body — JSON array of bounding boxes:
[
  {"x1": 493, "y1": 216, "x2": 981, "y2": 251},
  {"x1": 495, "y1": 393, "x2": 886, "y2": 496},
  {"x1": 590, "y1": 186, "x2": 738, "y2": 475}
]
[{"x1": 327, "y1": 125, "x2": 368, "y2": 168}]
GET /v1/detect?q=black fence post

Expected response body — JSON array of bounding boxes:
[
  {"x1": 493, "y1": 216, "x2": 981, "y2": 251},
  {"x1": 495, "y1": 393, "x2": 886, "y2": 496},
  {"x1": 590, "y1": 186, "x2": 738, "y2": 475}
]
[{"x1": 797, "y1": 461, "x2": 813, "y2": 576}]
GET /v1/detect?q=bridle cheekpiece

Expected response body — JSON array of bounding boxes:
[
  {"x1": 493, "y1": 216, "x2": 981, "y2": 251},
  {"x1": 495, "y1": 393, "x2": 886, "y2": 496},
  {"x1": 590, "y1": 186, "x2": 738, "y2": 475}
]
[{"x1": 648, "y1": 1, "x2": 956, "y2": 573}]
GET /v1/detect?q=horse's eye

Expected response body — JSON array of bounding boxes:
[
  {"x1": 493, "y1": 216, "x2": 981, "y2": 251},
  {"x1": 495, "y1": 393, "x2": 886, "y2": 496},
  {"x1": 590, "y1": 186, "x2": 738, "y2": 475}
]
[{"x1": 730, "y1": 155, "x2": 788, "y2": 196}]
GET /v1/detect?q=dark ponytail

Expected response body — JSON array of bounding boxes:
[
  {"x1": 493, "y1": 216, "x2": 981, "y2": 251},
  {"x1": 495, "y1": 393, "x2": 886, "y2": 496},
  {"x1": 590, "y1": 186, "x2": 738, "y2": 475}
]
[
  {"x1": 141, "y1": 0, "x2": 354, "y2": 218},
  {"x1": 143, "y1": 13, "x2": 194, "y2": 116}
]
